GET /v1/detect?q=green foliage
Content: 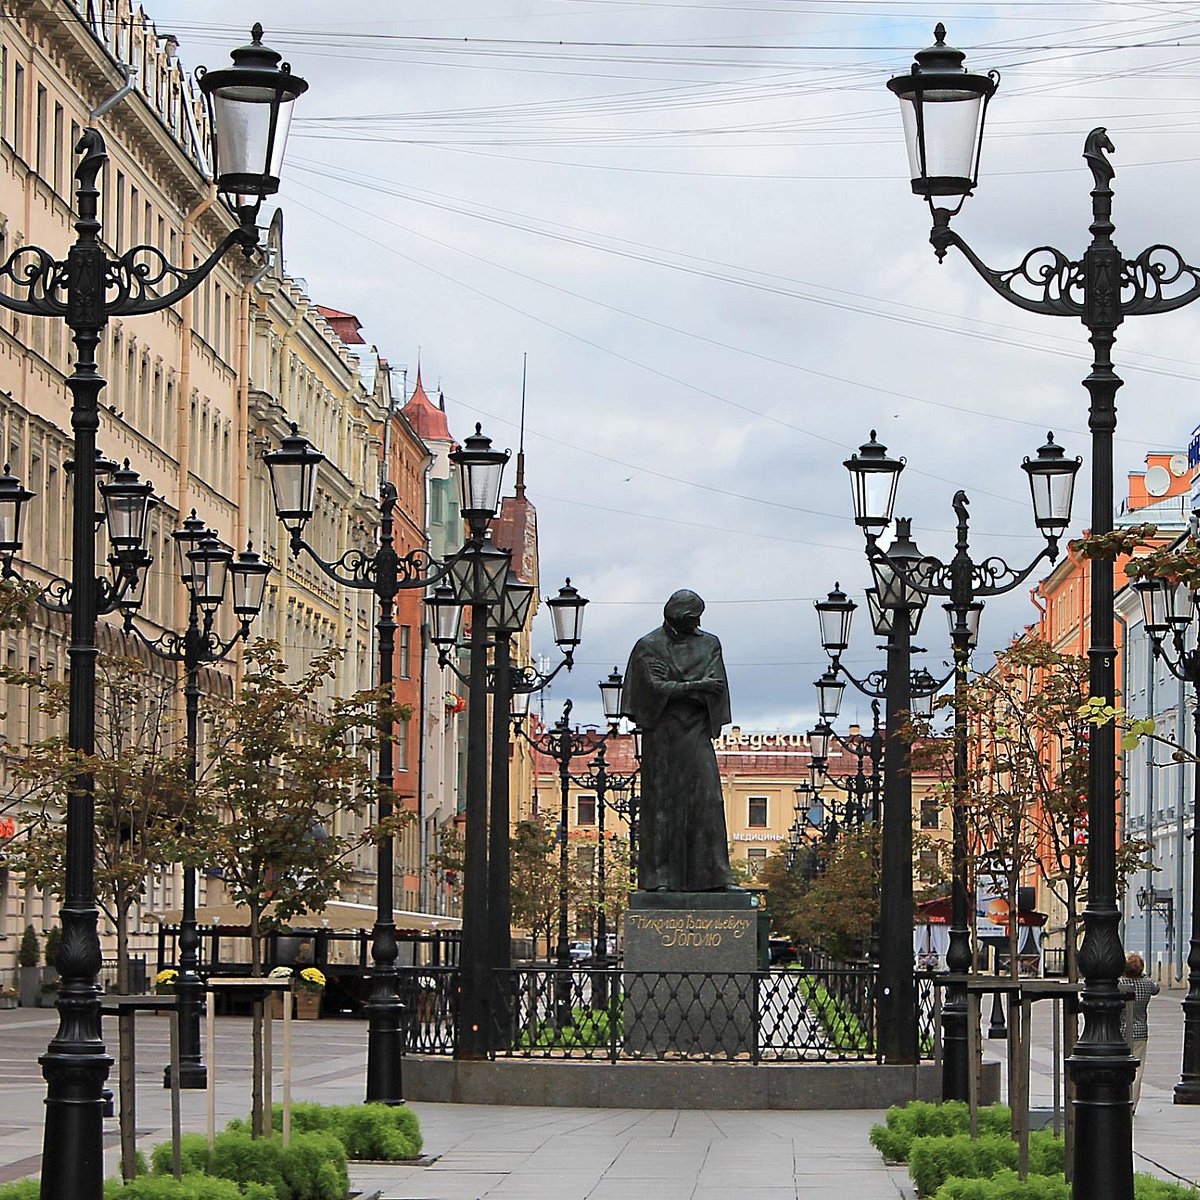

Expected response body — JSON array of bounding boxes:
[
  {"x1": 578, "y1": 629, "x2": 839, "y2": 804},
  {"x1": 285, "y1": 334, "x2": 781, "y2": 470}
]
[
  {"x1": 869, "y1": 1102, "x2": 1012, "y2": 1163},
  {"x1": 799, "y1": 977, "x2": 869, "y2": 1052},
  {"x1": 908, "y1": 1132, "x2": 1063, "y2": 1197},
  {"x1": 228, "y1": 1103, "x2": 422, "y2": 1161},
  {"x1": 931, "y1": 1171, "x2": 1198, "y2": 1200},
  {"x1": 517, "y1": 1005, "x2": 619, "y2": 1049},
  {"x1": 105, "y1": 1176, "x2": 276, "y2": 1200},
  {"x1": 192, "y1": 641, "x2": 404, "y2": 972},
  {"x1": 508, "y1": 819, "x2": 558, "y2": 950},
  {"x1": 0, "y1": 1180, "x2": 41, "y2": 1200},
  {"x1": 43, "y1": 925, "x2": 61, "y2": 969},
  {"x1": 17, "y1": 925, "x2": 38, "y2": 967},
  {"x1": 150, "y1": 1131, "x2": 346, "y2": 1200}
]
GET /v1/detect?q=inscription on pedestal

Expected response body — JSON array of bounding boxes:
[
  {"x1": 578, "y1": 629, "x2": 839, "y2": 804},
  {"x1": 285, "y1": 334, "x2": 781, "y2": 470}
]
[{"x1": 623, "y1": 901, "x2": 758, "y2": 1057}]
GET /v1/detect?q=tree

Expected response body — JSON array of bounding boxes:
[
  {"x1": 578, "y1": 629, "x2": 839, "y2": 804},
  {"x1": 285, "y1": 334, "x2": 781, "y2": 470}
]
[
  {"x1": 428, "y1": 820, "x2": 465, "y2": 916},
  {"x1": 193, "y1": 641, "x2": 404, "y2": 974},
  {"x1": 10, "y1": 653, "x2": 191, "y2": 992},
  {"x1": 793, "y1": 828, "x2": 880, "y2": 961},
  {"x1": 509, "y1": 818, "x2": 558, "y2": 959}
]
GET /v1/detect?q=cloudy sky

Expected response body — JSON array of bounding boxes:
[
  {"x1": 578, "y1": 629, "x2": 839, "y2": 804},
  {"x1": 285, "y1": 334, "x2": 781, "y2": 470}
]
[{"x1": 150, "y1": 1, "x2": 1200, "y2": 732}]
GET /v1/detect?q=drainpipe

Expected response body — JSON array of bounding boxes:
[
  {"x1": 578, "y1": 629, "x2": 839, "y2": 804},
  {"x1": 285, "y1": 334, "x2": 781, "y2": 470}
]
[{"x1": 1141, "y1": 612, "x2": 1155, "y2": 966}]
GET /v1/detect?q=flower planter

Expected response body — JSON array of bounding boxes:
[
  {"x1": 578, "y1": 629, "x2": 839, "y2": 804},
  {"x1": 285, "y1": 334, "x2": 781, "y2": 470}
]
[
  {"x1": 18, "y1": 966, "x2": 39, "y2": 1008},
  {"x1": 0, "y1": 995, "x2": 17, "y2": 1009},
  {"x1": 295, "y1": 990, "x2": 322, "y2": 1020}
]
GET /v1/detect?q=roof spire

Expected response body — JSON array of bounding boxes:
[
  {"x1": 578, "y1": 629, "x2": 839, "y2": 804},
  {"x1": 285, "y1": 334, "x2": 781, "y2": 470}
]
[{"x1": 515, "y1": 352, "x2": 527, "y2": 498}]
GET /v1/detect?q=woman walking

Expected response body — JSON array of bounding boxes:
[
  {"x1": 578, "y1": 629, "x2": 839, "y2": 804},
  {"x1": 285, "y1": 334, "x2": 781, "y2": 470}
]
[{"x1": 1118, "y1": 952, "x2": 1160, "y2": 1114}]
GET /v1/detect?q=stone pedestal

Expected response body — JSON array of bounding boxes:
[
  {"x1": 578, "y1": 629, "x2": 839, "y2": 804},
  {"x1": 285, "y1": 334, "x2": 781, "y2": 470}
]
[{"x1": 623, "y1": 892, "x2": 760, "y2": 1057}]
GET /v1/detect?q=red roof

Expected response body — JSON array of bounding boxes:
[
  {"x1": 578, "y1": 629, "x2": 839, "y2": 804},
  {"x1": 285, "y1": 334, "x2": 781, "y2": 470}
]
[
  {"x1": 314, "y1": 305, "x2": 365, "y2": 345},
  {"x1": 401, "y1": 366, "x2": 451, "y2": 442}
]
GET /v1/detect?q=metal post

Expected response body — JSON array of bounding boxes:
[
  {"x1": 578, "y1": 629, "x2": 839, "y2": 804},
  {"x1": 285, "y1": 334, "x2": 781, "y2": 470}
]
[
  {"x1": 39, "y1": 136, "x2": 112, "y2": 1200},
  {"x1": 879, "y1": 614, "x2": 917, "y2": 1063},
  {"x1": 1067, "y1": 143, "x2": 1136, "y2": 1199},
  {"x1": 1175, "y1": 700, "x2": 1200, "y2": 1102},
  {"x1": 488, "y1": 635, "x2": 514, "y2": 1048},
  {"x1": 165, "y1": 605, "x2": 206, "y2": 1088},
  {"x1": 594, "y1": 747, "x2": 609, "y2": 1009},
  {"x1": 456, "y1": 578, "x2": 492, "y2": 1059}
]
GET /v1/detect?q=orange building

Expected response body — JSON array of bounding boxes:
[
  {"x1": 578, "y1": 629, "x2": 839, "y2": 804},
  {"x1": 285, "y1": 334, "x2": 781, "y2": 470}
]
[{"x1": 1015, "y1": 449, "x2": 1191, "y2": 964}]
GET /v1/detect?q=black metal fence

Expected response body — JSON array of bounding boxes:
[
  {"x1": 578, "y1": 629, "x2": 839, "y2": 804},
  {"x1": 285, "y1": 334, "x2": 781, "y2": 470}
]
[{"x1": 399, "y1": 965, "x2": 939, "y2": 1064}]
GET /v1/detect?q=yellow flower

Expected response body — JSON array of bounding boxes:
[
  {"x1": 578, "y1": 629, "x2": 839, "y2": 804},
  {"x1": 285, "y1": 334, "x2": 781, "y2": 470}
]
[{"x1": 299, "y1": 967, "x2": 325, "y2": 991}]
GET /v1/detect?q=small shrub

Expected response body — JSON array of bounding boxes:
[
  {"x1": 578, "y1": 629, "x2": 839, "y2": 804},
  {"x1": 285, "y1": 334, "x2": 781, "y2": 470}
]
[
  {"x1": 932, "y1": 1171, "x2": 1198, "y2": 1200},
  {"x1": 17, "y1": 926, "x2": 38, "y2": 968},
  {"x1": 150, "y1": 1130, "x2": 344, "y2": 1200},
  {"x1": 0, "y1": 1180, "x2": 40, "y2": 1200},
  {"x1": 230, "y1": 1102, "x2": 423, "y2": 1161},
  {"x1": 870, "y1": 1102, "x2": 1013, "y2": 1163},
  {"x1": 43, "y1": 926, "x2": 61, "y2": 969},
  {"x1": 151, "y1": 1134, "x2": 210, "y2": 1178},
  {"x1": 910, "y1": 1132, "x2": 1063, "y2": 1197},
  {"x1": 105, "y1": 1175, "x2": 273, "y2": 1200}
]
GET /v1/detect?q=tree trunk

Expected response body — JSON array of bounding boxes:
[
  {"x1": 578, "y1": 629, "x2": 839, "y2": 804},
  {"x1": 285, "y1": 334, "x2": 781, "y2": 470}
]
[
  {"x1": 249, "y1": 902, "x2": 264, "y2": 1137},
  {"x1": 115, "y1": 896, "x2": 131, "y2": 995}
]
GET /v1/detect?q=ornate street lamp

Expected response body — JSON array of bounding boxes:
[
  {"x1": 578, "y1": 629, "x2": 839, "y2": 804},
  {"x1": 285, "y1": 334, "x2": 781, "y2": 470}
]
[
  {"x1": 265, "y1": 423, "x2": 459, "y2": 1099},
  {"x1": 815, "y1": 582, "x2": 857, "y2": 659},
  {"x1": 885, "y1": 27, "x2": 1197, "y2": 1184},
  {"x1": 815, "y1": 669, "x2": 845, "y2": 722},
  {"x1": 120, "y1": 518, "x2": 270, "y2": 1088},
  {"x1": 1134, "y1": 570, "x2": 1200, "y2": 1104},
  {"x1": 844, "y1": 432, "x2": 905, "y2": 537}
]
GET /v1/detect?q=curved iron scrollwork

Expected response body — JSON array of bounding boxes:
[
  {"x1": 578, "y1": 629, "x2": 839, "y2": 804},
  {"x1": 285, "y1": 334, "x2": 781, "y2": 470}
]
[
  {"x1": 108, "y1": 226, "x2": 257, "y2": 318},
  {"x1": 0, "y1": 245, "x2": 69, "y2": 317},
  {"x1": 970, "y1": 551, "x2": 1049, "y2": 597},
  {"x1": 1121, "y1": 244, "x2": 1200, "y2": 317}
]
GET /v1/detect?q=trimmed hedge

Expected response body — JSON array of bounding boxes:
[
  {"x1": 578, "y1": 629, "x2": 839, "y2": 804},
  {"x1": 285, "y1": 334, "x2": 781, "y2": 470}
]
[
  {"x1": 932, "y1": 1170, "x2": 1199, "y2": 1200},
  {"x1": 149, "y1": 1131, "x2": 347, "y2": 1200},
  {"x1": 909, "y1": 1132, "x2": 1064, "y2": 1197},
  {"x1": 107, "y1": 1177, "x2": 276, "y2": 1200},
  {"x1": 798, "y1": 977, "x2": 869, "y2": 1052},
  {"x1": 0, "y1": 1182, "x2": 39, "y2": 1200},
  {"x1": 517, "y1": 1006, "x2": 618, "y2": 1050},
  {"x1": 870, "y1": 1102, "x2": 1013, "y2": 1163},
  {"x1": 226, "y1": 1103, "x2": 422, "y2": 1162}
]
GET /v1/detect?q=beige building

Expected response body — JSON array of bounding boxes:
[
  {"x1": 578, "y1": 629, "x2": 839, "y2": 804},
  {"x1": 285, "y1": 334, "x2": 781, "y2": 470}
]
[{"x1": 0, "y1": 0, "x2": 408, "y2": 976}]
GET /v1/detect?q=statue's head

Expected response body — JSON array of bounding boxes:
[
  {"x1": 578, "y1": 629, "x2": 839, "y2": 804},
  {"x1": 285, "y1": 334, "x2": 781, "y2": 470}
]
[{"x1": 664, "y1": 589, "x2": 704, "y2": 636}]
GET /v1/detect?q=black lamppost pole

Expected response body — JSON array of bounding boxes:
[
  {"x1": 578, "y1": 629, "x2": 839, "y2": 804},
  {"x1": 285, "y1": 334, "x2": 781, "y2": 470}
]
[
  {"x1": 119, "y1": 515, "x2": 271, "y2": 1089},
  {"x1": 264, "y1": 424, "x2": 508, "y2": 1094},
  {"x1": 847, "y1": 435, "x2": 1080, "y2": 1101},
  {"x1": 1131, "y1": 572, "x2": 1200, "y2": 1104},
  {"x1": 885, "y1": 28, "x2": 1200, "y2": 1193},
  {"x1": 812, "y1": 687, "x2": 884, "y2": 830},
  {"x1": 432, "y1": 571, "x2": 586, "y2": 1049},
  {"x1": 0, "y1": 26, "x2": 306, "y2": 1199},
  {"x1": 815, "y1": 557, "x2": 943, "y2": 1063},
  {"x1": 513, "y1": 699, "x2": 597, "y2": 1021}
]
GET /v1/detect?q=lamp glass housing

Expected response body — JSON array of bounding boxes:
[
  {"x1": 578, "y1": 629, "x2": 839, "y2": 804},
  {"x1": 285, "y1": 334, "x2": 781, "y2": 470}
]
[
  {"x1": 816, "y1": 670, "x2": 845, "y2": 720},
  {"x1": 809, "y1": 723, "x2": 832, "y2": 761},
  {"x1": 547, "y1": 578, "x2": 588, "y2": 649},
  {"x1": 510, "y1": 688, "x2": 532, "y2": 720},
  {"x1": 229, "y1": 545, "x2": 271, "y2": 622},
  {"x1": 1135, "y1": 577, "x2": 1171, "y2": 635},
  {"x1": 0, "y1": 465, "x2": 33, "y2": 555},
  {"x1": 491, "y1": 569, "x2": 536, "y2": 636},
  {"x1": 449, "y1": 536, "x2": 510, "y2": 607},
  {"x1": 912, "y1": 678, "x2": 936, "y2": 719},
  {"x1": 426, "y1": 583, "x2": 464, "y2": 649},
  {"x1": 264, "y1": 425, "x2": 324, "y2": 537},
  {"x1": 173, "y1": 512, "x2": 211, "y2": 590},
  {"x1": 187, "y1": 536, "x2": 233, "y2": 616},
  {"x1": 632, "y1": 727, "x2": 643, "y2": 761},
  {"x1": 866, "y1": 587, "x2": 893, "y2": 639},
  {"x1": 198, "y1": 24, "x2": 309, "y2": 207},
  {"x1": 815, "y1": 583, "x2": 856, "y2": 654},
  {"x1": 114, "y1": 551, "x2": 152, "y2": 612},
  {"x1": 100, "y1": 460, "x2": 155, "y2": 554},
  {"x1": 843, "y1": 432, "x2": 904, "y2": 532},
  {"x1": 599, "y1": 669, "x2": 624, "y2": 723},
  {"x1": 886, "y1": 24, "x2": 998, "y2": 202},
  {"x1": 945, "y1": 600, "x2": 983, "y2": 650},
  {"x1": 871, "y1": 518, "x2": 929, "y2": 624},
  {"x1": 449, "y1": 424, "x2": 509, "y2": 528},
  {"x1": 1023, "y1": 433, "x2": 1081, "y2": 538}
]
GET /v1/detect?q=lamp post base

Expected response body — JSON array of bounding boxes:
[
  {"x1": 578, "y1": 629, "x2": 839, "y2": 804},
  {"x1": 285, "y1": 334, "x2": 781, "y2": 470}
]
[
  {"x1": 1067, "y1": 1049, "x2": 1136, "y2": 1200},
  {"x1": 365, "y1": 981, "x2": 406, "y2": 1106},
  {"x1": 1173, "y1": 1080, "x2": 1200, "y2": 1104},
  {"x1": 39, "y1": 1047, "x2": 112, "y2": 1200},
  {"x1": 163, "y1": 1061, "x2": 207, "y2": 1090}
]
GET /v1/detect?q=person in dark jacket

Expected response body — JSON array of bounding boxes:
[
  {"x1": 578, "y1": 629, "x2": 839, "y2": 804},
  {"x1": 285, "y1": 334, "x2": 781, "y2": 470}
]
[{"x1": 1119, "y1": 951, "x2": 1159, "y2": 1114}]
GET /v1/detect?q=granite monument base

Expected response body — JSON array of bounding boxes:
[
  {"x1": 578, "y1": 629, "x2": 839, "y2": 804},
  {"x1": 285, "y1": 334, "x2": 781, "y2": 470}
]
[{"x1": 623, "y1": 891, "x2": 760, "y2": 1057}]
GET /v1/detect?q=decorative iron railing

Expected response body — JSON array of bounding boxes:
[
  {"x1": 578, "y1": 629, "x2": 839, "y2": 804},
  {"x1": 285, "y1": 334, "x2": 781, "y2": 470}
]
[{"x1": 399, "y1": 965, "x2": 940, "y2": 1064}]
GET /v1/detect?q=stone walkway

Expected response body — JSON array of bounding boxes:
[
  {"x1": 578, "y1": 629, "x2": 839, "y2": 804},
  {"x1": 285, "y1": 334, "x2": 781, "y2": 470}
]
[{"x1": 2, "y1": 986, "x2": 1198, "y2": 1199}]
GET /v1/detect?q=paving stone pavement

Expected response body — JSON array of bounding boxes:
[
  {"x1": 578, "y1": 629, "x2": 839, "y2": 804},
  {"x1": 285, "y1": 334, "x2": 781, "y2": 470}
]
[{"x1": 1, "y1": 988, "x2": 1198, "y2": 1198}]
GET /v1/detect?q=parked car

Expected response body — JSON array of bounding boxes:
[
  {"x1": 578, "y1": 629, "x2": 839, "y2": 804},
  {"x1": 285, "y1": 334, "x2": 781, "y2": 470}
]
[
  {"x1": 569, "y1": 941, "x2": 592, "y2": 962},
  {"x1": 769, "y1": 939, "x2": 799, "y2": 967}
]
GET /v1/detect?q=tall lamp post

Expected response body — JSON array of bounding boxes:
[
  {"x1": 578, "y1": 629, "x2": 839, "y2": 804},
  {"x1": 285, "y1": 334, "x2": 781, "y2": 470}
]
[
  {"x1": 263, "y1": 423, "x2": 505, "y2": 1097},
  {"x1": 886, "y1": 28, "x2": 1200, "y2": 1191},
  {"x1": 119, "y1": 515, "x2": 271, "y2": 1089},
  {"x1": 429, "y1": 569, "x2": 587, "y2": 1049},
  {"x1": 0, "y1": 27, "x2": 306, "y2": 1199},
  {"x1": 1132, "y1": 572, "x2": 1200, "y2": 1103},
  {"x1": 814, "y1": 526, "x2": 941, "y2": 1063},
  {"x1": 846, "y1": 434, "x2": 1080, "y2": 1100}
]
